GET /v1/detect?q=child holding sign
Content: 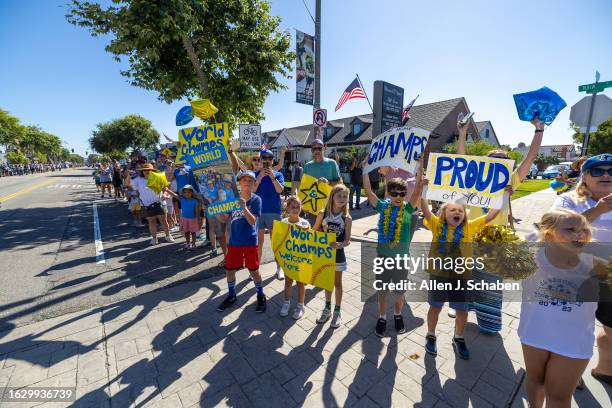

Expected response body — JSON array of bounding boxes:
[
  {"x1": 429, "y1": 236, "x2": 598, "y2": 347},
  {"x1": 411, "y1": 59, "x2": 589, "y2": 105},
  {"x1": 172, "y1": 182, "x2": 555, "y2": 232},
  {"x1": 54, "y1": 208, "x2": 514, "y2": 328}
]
[
  {"x1": 363, "y1": 160, "x2": 423, "y2": 338},
  {"x1": 420, "y1": 185, "x2": 501, "y2": 360},
  {"x1": 279, "y1": 196, "x2": 311, "y2": 320},
  {"x1": 313, "y1": 185, "x2": 352, "y2": 328}
]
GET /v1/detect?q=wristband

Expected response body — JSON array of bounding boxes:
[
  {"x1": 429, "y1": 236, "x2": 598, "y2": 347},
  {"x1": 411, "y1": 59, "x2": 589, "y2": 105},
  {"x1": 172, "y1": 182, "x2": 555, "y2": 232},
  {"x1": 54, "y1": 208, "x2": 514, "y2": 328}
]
[{"x1": 535, "y1": 129, "x2": 544, "y2": 133}]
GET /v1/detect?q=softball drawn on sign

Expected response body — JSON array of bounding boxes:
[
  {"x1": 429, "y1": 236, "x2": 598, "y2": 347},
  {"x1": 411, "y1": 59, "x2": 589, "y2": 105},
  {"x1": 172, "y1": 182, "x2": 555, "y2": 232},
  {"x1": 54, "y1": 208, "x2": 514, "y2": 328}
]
[
  {"x1": 313, "y1": 108, "x2": 327, "y2": 127},
  {"x1": 238, "y1": 124, "x2": 262, "y2": 149}
]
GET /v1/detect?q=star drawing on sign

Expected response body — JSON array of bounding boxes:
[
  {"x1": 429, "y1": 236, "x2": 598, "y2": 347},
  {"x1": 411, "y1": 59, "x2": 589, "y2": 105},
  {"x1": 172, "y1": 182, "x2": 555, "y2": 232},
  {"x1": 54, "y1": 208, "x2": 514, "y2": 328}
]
[{"x1": 300, "y1": 181, "x2": 328, "y2": 213}]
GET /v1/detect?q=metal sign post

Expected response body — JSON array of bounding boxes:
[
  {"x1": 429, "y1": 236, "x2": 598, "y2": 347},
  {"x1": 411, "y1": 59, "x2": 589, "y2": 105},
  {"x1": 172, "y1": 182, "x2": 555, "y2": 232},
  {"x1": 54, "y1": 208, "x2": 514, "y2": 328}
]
[{"x1": 578, "y1": 72, "x2": 611, "y2": 156}]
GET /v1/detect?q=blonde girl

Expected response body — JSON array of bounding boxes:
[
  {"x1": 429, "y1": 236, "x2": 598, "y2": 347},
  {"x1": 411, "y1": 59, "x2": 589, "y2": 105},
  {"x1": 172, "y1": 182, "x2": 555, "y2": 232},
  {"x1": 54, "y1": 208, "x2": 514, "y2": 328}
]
[
  {"x1": 519, "y1": 209, "x2": 606, "y2": 408},
  {"x1": 279, "y1": 196, "x2": 311, "y2": 320},
  {"x1": 420, "y1": 193, "x2": 501, "y2": 360},
  {"x1": 313, "y1": 184, "x2": 352, "y2": 328}
]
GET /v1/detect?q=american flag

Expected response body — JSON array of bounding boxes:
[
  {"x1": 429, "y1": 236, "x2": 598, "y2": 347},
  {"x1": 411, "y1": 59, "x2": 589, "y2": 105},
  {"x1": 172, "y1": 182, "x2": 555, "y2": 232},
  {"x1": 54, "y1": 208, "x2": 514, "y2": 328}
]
[
  {"x1": 402, "y1": 94, "x2": 419, "y2": 124},
  {"x1": 335, "y1": 77, "x2": 366, "y2": 112}
]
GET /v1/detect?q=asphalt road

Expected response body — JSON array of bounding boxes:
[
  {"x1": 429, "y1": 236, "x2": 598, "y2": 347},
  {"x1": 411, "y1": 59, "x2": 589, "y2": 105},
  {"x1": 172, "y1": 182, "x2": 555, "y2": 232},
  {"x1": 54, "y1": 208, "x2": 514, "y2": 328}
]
[{"x1": 0, "y1": 168, "x2": 274, "y2": 331}]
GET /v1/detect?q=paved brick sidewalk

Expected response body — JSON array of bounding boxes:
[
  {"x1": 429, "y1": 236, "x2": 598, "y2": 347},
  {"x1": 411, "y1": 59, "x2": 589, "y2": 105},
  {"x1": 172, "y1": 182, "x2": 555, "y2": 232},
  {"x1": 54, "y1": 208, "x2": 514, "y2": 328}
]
[{"x1": 0, "y1": 187, "x2": 609, "y2": 407}]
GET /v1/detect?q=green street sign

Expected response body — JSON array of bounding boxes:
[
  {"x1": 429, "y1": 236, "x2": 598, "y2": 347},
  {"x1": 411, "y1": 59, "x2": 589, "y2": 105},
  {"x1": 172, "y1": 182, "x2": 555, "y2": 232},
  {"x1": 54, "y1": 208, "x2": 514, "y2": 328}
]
[{"x1": 579, "y1": 80, "x2": 612, "y2": 93}]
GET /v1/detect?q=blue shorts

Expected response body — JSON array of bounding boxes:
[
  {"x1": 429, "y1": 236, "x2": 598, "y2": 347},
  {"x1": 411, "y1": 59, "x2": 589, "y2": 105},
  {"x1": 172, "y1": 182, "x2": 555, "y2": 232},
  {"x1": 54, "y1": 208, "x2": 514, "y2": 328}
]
[
  {"x1": 259, "y1": 212, "x2": 281, "y2": 230},
  {"x1": 427, "y1": 277, "x2": 469, "y2": 311}
]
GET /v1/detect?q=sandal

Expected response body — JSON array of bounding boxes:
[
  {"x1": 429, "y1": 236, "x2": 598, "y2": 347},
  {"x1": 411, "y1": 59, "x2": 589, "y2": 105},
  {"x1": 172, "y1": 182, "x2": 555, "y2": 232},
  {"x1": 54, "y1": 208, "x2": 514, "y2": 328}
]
[{"x1": 591, "y1": 371, "x2": 612, "y2": 386}]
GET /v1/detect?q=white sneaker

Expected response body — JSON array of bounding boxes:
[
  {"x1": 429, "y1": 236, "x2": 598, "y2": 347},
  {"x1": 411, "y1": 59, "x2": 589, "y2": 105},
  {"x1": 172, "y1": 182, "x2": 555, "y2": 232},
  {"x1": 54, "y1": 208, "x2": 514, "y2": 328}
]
[
  {"x1": 448, "y1": 308, "x2": 456, "y2": 318},
  {"x1": 170, "y1": 226, "x2": 179, "y2": 232},
  {"x1": 165, "y1": 234, "x2": 175, "y2": 242},
  {"x1": 292, "y1": 306, "x2": 304, "y2": 320},
  {"x1": 330, "y1": 311, "x2": 342, "y2": 328},
  {"x1": 150, "y1": 238, "x2": 158, "y2": 246},
  {"x1": 280, "y1": 302, "x2": 290, "y2": 317},
  {"x1": 316, "y1": 308, "x2": 332, "y2": 324},
  {"x1": 276, "y1": 268, "x2": 285, "y2": 280}
]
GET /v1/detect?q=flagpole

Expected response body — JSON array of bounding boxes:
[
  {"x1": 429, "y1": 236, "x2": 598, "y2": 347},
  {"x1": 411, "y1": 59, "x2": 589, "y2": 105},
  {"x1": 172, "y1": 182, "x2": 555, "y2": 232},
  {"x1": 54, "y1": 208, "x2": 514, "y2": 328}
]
[{"x1": 355, "y1": 73, "x2": 373, "y2": 113}]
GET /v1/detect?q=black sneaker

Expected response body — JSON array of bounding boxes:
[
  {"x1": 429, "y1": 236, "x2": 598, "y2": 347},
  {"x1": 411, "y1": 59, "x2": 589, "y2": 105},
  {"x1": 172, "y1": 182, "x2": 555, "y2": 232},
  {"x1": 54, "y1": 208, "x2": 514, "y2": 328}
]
[
  {"x1": 217, "y1": 295, "x2": 237, "y2": 312},
  {"x1": 255, "y1": 295, "x2": 267, "y2": 313},
  {"x1": 375, "y1": 318, "x2": 386, "y2": 338},
  {"x1": 452, "y1": 337, "x2": 470, "y2": 360},
  {"x1": 425, "y1": 334, "x2": 437, "y2": 356},
  {"x1": 394, "y1": 315, "x2": 406, "y2": 334}
]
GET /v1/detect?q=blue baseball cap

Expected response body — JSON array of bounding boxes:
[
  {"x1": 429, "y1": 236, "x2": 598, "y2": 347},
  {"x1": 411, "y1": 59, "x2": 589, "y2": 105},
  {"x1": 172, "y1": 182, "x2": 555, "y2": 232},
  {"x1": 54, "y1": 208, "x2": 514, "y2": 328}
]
[
  {"x1": 236, "y1": 170, "x2": 256, "y2": 181},
  {"x1": 582, "y1": 153, "x2": 612, "y2": 172},
  {"x1": 260, "y1": 149, "x2": 273, "y2": 157}
]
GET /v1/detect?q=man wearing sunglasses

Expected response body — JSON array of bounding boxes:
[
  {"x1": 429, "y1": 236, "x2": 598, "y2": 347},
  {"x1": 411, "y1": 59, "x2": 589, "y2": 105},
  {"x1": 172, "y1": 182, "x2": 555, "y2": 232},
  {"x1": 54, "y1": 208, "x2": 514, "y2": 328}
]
[
  {"x1": 303, "y1": 139, "x2": 341, "y2": 187},
  {"x1": 254, "y1": 149, "x2": 285, "y2": 280}
]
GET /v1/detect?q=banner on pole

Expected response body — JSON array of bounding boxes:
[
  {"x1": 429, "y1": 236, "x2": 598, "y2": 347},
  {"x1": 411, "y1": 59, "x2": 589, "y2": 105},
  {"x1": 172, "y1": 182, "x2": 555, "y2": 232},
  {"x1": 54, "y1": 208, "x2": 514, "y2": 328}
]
[
  {"x1": 298, "y1": 173, "x2": 332, "y2": 215},
  {"x1": 363, "y1": 126, "x2": 429, "y2": 175},
  {"x1": 271, "y1": 220, "x2": 336, "y2": 291},
  {"x1": 238, "y1": 124, "x2": 262, "y2": 150},
  {"x1": 296, "y1": 30, "x2": 315, "y2": 105},
  {"x1": 175, "y1": 123, "x2": 229, "y2": 169},
  {"x1": 425, "y1": 153, "x2": 514, "y2": 209}
]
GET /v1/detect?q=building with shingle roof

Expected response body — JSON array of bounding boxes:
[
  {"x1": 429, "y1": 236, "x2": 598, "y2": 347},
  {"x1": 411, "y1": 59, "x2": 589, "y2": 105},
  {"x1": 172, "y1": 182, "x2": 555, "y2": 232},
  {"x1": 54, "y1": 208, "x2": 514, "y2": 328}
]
[
  {"x1": 264, "y1": 97, "x2": 483, "y2": 165},
  {"x1": 474, "y1": 121, "x2": 500, "y2": 147}
]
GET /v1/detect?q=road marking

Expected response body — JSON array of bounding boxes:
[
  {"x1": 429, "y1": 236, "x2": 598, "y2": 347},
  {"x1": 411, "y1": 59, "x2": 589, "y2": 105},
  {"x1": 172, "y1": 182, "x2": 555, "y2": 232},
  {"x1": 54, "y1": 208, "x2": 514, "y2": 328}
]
[
  {"x1": 0, "y1": 179, "x2": 56, "y2": 203},
  {"x1": 93, "y1": 203, "x2": 105, "y2": 264}
]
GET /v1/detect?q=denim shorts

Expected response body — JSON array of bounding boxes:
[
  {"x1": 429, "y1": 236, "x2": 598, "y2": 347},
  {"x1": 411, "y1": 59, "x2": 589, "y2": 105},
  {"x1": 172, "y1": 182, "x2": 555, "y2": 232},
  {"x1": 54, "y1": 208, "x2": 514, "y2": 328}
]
[
  {"x1": 427, "y1": 277, "x2": 469, "y2": 311},
  {"x1": 259, "y1": 212, "x2": 281, "y2": 230}
]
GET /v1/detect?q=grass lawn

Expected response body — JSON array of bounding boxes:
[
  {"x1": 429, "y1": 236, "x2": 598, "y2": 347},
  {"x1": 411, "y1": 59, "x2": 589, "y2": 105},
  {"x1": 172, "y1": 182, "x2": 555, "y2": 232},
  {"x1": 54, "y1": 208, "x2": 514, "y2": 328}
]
[{"x1": 511, "y1": 179, "x2": 551, "y2": 200}]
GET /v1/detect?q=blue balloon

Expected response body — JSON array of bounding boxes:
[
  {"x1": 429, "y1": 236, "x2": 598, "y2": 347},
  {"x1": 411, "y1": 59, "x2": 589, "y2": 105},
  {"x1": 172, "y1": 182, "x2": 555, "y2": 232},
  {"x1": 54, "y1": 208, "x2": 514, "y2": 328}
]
[
  {"x1": 550, "y1": 179, "x2": 565, "y2": 191},
  {"x1": 176, "y1": 105, "x2": 194, "y2": 126},
  {"x1": 513, "y1": 86, "x2": 567, "y2": 125}
]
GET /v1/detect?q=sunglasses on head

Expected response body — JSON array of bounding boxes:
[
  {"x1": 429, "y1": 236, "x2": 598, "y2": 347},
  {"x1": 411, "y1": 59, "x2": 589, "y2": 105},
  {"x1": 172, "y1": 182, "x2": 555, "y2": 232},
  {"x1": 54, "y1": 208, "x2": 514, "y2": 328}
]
[
  {"x1": 389, "y1": 191, "x2": 406, "y2": 198},
  {"x1": 261, "y1": 155, "x2": 274, "y2": 160},
  {"x1": 589, "y1": 167, "x2": 612, "y2": 177}
]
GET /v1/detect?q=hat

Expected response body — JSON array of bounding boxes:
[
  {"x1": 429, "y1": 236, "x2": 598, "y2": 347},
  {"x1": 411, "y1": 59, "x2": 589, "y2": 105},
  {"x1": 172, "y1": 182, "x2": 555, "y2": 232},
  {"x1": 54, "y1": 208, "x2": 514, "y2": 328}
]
[
  {"x1": 137, "y1": 163, "x2": 155, "y2": 171},
  {"x1": 260, "y1": 149, "x2": 273, "y2": 157},
  {"x1": 236, "y1": 170, "x2": 256, "y2": 181},
  {"x1": 582, "y1": 153, "x2": 612, "y2": 172},
  {"x1": 311, "y1": 138, "x2": 324, "y2": 146},
  {"x1": 181, "y1": 184, "x2": 195, "y2": 193}
]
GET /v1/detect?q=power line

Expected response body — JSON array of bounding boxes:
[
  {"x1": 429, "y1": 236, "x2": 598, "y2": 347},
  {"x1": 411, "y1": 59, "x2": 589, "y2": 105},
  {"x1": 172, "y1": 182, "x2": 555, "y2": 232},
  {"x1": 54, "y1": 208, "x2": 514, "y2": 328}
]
[{"x1": 300, "y1": 0, "x2": 315, "y2": 23}]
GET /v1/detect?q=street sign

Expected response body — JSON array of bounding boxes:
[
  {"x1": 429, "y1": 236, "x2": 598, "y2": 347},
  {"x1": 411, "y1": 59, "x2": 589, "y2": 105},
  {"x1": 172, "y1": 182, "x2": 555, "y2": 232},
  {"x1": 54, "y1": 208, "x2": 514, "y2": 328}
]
[
  {"x1": 570, "y1": 94, "x2": 612, "y2": 129},
  {"x1": 313, "y1": 107, "x2": 327, "y2": 127},
  {"x1": 579, "y1": 80, "x2": 612, "y2": 94},
  {"x1": 238, "y1": 124, "x2": 262, "y2": 149}
]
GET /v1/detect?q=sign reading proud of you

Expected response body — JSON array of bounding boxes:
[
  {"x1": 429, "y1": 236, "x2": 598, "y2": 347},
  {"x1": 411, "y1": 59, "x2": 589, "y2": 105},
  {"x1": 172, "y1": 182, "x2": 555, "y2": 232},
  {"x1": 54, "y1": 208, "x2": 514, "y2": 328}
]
[
  {"x1": 425, "y1": 153, "x2": 514, "y2": 209},
  {"x1": 363, "y1": 126, "x2": 429, "y2": 174}
]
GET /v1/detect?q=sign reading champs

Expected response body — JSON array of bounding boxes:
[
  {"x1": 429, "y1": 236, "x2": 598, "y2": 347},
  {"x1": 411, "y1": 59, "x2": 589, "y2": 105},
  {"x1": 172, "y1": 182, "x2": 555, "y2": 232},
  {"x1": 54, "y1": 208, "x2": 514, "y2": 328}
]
[
  {"x1": 175, "y1": 123, "x2": 229, "y2": 169},
  {"x1": 425, "y1": 153, "x2": 514, "y2": 209},
  {"x1": 363, "y1": 126, "x2": 429, "y2": 174}
]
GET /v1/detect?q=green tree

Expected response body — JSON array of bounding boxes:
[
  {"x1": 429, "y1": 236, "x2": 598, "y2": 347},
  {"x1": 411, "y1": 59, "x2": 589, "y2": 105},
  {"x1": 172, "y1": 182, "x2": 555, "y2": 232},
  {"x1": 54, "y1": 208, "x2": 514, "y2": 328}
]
[
  {"x1": 66, "y1": 0, "x2": 294, "y2": 126},
  {"x1": 344, "y1": 146, "x2": 367, "y2": 164},
  {"x1": 6, "y1": 151, "x2": 29, "y2": 164},
  {"x1": 0, "y1": 108, "x2": 23, "y2": 149},
  {"x1": 571, "y1": 119, "x2": 612, "y2": 155},
  {"x1": 444, "y1": 140, "x2": 497, "y2": 156},
  {"x1": 69, "y1": 154, "x2": 85, "y2": 164},
  {"x1": 19, "y1": 126, "x2": 63, "y2": 160},
  {"x1": 90, "y1": 115, "x2": 160, "y2": 156},
  {"x1": 535, "y1": 154, "x2": 560, "y2": 168},
  {"x1": 508, "y1": 150, "x2": 524, "y2": 164}
]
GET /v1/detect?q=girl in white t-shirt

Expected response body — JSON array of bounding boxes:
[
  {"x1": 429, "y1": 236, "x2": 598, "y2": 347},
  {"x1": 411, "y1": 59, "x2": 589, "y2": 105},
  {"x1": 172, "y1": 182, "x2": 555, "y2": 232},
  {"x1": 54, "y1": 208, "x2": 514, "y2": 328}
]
[
  {"x1": 279, "y1": 196, "x2": 311, "y2": 320},
  {"x1": 519, "y1": 209, "x2": 607, "y2": 408}
]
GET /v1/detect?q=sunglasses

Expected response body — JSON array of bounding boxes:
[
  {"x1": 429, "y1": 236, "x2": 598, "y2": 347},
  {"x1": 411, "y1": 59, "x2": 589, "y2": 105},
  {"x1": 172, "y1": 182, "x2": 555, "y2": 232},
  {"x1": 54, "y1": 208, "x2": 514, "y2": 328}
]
[
  {"x1": 251, "y1": 158, "x2": 260, "y2": 162},
  {"x1": 389, "y1": 191, "x2": 406, "y2": 198},
  {"x1": 311, "y1": 147, "x2": 323, "y2": 151},
  {"x1": 589, "y1": 167, "x2": 612, "y2": 177},
  {"x1": 261, "y1": 155, "x2": 274, "y2": 160}
]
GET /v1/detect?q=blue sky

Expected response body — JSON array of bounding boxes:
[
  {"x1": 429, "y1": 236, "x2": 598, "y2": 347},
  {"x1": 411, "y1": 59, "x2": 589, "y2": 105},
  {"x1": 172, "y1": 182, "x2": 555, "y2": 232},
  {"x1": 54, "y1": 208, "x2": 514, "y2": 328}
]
[{"x1": 1, "y1": 0, "x2": 611, "y2": 157}]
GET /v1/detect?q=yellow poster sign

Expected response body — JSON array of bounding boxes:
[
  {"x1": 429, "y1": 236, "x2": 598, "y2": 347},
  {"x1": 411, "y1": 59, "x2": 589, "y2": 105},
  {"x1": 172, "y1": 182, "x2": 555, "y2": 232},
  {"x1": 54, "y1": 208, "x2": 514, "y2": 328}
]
[
  {"x1": 175, "y1": 123, "x2": 229, "y2": 168},
  {"x1": 189, "y1": 99, "x2": 218, "y2": 120},
  {"x1": 298, "y1": 173, "x2": 332, "y2": 215},
  {"x1": 271, "y1": 220, "x2": 336, "y2": 291}
]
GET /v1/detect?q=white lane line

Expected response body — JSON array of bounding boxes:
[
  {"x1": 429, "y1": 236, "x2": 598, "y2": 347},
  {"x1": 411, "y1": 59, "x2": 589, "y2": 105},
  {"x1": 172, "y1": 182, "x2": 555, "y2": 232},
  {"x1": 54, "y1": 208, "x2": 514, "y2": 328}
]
[{"x1": 93, "y1": 203, "x2": 106, "y2": 264}]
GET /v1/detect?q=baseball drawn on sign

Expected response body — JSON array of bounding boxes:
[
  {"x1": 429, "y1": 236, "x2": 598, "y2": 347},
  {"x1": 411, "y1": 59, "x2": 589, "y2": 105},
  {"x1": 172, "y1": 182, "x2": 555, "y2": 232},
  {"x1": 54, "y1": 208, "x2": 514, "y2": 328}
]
[
  {"x1": 313, "y1": 108, "x2": 327, "y2": 128},
  {"x1": 238, "y1": 124, "x2": 262, "y2": 149}
]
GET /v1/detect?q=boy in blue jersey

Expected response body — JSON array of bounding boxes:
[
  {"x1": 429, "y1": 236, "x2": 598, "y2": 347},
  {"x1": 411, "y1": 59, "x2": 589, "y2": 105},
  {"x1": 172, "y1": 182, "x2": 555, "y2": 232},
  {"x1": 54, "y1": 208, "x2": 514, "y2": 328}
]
[{"x1": 217, "y1": 170, "x2": 266, "y2": 313}]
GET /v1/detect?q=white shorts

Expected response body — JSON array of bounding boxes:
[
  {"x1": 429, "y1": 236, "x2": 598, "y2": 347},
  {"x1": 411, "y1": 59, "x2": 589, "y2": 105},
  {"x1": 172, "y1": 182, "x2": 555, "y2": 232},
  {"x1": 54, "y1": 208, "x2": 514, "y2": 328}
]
[{"x1": 166, "y1": 200, "x2": 174, "y2": 215}]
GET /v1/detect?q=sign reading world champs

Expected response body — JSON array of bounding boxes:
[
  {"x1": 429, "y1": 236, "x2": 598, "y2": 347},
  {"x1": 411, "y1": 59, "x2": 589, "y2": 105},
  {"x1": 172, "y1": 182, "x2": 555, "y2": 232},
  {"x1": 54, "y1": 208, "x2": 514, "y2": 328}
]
[
  {"x1": 175, "y1": 123, "x2": 229, "y2": 169},
  {"x1": 363, "y1": 126, "x2": 429, "y2": 175},
  {"x1": 425, "y1": 153, "x2": 514, "y2": 209}
]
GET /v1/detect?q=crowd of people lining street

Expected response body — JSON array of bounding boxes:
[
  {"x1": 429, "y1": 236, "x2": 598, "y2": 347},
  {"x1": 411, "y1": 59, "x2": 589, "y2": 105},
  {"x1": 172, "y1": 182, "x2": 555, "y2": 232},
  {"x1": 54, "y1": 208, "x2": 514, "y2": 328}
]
[
  {"x1": 88, "y1": 118, "x2": 612, "y2": 408},
  {"x1": 0, "y1": 162, "x2": 72, "y2": 177}
]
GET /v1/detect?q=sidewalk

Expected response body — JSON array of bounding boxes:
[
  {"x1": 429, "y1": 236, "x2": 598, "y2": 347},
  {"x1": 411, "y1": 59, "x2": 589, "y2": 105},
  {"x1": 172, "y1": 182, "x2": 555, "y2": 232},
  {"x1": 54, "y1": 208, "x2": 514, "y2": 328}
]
[{"x1": 0, "y1": 187, "x2": 609, "y2": 407}]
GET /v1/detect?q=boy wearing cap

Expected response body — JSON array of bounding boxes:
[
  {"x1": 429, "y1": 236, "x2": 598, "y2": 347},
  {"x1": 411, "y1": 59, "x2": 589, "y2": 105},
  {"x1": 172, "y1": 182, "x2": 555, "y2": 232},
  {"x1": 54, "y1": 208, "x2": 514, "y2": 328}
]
[
  {"x1": 218, "y1": 170, "x2": 266, "y2": 313},
  {"x1": 255, "y1": 149, "x2": 285, "y2": 280}
]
